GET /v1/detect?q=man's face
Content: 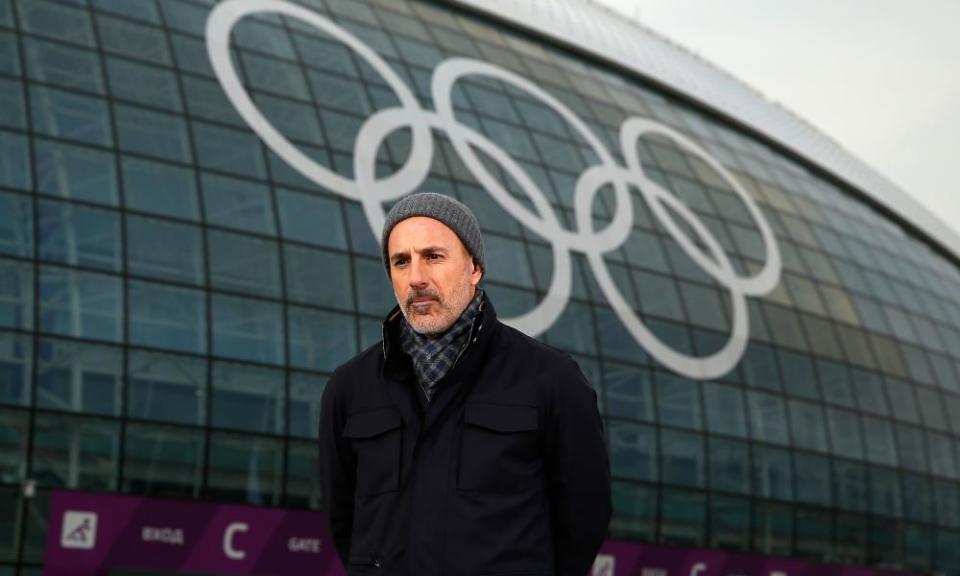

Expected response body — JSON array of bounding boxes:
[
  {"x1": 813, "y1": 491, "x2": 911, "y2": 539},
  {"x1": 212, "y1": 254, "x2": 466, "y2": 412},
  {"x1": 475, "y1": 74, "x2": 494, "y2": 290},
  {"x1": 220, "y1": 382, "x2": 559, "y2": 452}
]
[{"x1": 387, "y1": 216, "x2": 482, "y2": 336}]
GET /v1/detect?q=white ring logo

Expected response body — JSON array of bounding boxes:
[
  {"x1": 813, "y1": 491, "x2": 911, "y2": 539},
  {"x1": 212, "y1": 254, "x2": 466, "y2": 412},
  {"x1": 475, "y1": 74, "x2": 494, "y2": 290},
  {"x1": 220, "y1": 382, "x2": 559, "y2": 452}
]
[{"x1": 206, "y1": 0, "x2": 782, "y2": 380}]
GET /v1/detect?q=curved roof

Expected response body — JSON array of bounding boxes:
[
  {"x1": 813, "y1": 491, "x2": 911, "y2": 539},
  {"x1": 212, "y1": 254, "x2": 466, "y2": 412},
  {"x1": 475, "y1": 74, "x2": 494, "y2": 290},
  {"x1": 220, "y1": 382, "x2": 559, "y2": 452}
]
[{"x1": 449, "y1": 0, "x2": 960, "y2": 262}]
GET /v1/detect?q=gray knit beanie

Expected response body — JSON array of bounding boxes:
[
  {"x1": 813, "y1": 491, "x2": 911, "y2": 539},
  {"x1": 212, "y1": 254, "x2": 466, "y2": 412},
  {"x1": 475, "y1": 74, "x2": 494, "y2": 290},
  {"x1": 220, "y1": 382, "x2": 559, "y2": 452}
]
[{"x1": 381, "y1": 192, "x2": 484, "y2": 276}]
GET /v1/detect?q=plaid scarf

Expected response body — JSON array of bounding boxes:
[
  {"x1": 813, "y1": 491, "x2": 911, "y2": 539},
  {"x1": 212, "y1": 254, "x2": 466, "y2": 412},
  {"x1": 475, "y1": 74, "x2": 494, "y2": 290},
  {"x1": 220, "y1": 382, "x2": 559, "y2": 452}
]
[{"x1": 400, "y1": 289, "x2": 483, "y2": 402}]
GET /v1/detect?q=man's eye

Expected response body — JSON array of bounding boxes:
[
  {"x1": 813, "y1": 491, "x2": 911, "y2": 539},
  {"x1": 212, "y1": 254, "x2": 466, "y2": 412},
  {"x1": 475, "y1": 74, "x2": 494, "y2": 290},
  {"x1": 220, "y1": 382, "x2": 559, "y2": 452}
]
[
  {"x1": 394, "y1": 258, "x2": 409, "y2": 266},
  {"x1": 426, "y1": 253, "x2": 442, "y2": 260}
]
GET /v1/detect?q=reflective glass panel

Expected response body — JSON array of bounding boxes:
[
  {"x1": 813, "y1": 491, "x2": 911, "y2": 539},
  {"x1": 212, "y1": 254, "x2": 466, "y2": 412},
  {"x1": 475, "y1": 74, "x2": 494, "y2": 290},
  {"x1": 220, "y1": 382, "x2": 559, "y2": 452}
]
[
  {"x1": 123, "y1": 423, "x2": 203, "y2": 499},
  {"x1": 121, "y1": 156, "x2": 199, "y2": 220},
  {"x1": 37, "y1": 200, "x2": 121, "y2": 271},
  {"x1": 34, "y1": 138, "x2": 117, "y2": 204},
  {"x1": 201, "y1": 173, "x2": 275, "y2": 235},
  {"x1": 39, "y1": 266, "x2": 122, "y2": 342},
  {"x1": 127, "y1": 350, "x2": 206, "y2": 426},
  {"x1": 288, "y1": 306, "x2": 357, "y2": 372},
  {"x1": 0, "y1": 259, "x2": 33, "y2": 331},
  {"x1": 211, "y1": 361, "x2": 284, "y2": 435},
  {"x1": 32, "y1": 413, "x2": 119, "y2": 490},
  {"x1": 36, "y1": 338, "x2": 122, "y2": 416},
  {"x1": 211, "y1": 294, "x2": 283, "y2": 365},
  {"x1": 208, "y1": 231, "x2": 281, "y2": 298},
  {"x1": 0, "y1": 191, "x2": 33, "y2": 258},
  {"x1": 206, "y1": 432, "x2": 282, "y2": 506},
  {"x1": 128, "y1": 281, "x2": 206, "y2": 354},
  {"x1": 126, "y1": 215, "x2": 205, "y2": 285}
]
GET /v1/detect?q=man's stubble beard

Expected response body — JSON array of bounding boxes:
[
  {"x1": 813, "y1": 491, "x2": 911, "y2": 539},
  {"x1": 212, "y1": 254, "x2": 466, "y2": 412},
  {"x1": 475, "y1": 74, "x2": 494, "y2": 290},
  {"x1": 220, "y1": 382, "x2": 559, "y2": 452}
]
[{"x1": 401, "y1": 270, "x2": 476, "y2": 337}]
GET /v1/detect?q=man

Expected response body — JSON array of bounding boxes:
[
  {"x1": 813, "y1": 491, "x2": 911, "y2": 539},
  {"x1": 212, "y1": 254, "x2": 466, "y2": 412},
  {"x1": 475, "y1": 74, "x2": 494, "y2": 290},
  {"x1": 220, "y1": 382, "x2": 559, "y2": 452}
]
[{"x1": 320, "y1": 192, "x2": 611, "y2": 576}]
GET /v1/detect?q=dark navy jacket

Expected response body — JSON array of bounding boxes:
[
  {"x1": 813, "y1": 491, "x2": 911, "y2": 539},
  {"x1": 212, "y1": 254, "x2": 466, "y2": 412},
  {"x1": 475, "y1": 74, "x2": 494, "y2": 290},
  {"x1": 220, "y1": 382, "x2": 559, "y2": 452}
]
[{"x1": 320, "y1": 297, "x2": 611, "y2": 576}]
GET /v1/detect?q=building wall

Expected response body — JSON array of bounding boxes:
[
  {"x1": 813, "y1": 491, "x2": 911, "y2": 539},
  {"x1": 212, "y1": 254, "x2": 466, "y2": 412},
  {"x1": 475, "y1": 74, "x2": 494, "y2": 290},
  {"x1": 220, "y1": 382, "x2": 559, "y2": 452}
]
[{"x1": 1, "y1": 0, "x2": 960, "y2": 574}]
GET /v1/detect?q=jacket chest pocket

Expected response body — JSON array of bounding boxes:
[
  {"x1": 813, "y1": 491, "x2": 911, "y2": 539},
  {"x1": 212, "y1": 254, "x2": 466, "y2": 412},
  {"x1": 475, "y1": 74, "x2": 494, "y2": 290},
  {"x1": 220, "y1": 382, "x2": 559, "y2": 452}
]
[
  {"x1": 458, "y1": 404, "x2": 539, "y2": 493},
  {"x1": 344, "y1": 408, "x2": 402, "y2": 497}
]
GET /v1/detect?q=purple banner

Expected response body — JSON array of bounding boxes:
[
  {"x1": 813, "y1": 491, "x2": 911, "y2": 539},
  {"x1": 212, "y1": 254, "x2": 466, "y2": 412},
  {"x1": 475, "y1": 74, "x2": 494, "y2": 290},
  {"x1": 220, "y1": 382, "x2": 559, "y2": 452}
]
[
  {"x1": 591, "y1": 540, "x2": 916, "y2": 576},
  {"x1": 44, "y1": 489, "x2": 344, "y2": 576},
  {"x1": 46, "y1": 490, "x2": 915, "y2": 576}
]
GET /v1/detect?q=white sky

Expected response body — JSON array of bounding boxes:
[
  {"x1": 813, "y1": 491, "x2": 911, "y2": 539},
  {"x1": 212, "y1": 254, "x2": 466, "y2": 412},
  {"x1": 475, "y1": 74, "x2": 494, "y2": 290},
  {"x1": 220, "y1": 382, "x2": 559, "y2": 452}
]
[{"x1": 594, "y1": 0, "x2": 960, "y2": 239}]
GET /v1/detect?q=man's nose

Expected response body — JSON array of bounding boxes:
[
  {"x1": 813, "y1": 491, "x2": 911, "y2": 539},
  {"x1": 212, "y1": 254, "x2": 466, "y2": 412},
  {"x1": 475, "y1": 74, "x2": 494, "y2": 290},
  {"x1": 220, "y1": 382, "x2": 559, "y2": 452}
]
[{"x1": 408, "y1": 258, "x2": 427, "y2": 287}]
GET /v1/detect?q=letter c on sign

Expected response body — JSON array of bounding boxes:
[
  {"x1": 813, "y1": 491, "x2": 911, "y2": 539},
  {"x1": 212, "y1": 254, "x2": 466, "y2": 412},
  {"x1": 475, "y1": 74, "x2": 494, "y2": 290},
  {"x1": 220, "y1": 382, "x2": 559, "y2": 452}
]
[{"x1": 223, "y1": 522, "x2": 249, "y2": 560}]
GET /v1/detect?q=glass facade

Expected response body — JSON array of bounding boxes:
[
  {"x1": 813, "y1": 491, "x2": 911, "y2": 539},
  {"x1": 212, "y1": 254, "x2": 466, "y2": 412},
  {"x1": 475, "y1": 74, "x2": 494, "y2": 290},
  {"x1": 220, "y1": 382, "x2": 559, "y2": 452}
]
[{"x1": 1, "y1": 0, "x2": 960, "y2": 574}]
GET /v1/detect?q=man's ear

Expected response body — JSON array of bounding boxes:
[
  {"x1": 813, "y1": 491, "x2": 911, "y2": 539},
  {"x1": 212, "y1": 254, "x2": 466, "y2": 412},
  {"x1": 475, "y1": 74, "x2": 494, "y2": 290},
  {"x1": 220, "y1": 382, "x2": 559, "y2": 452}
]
[{"x1": 470, "y1": 259, "x2": 483, "y2": 285}]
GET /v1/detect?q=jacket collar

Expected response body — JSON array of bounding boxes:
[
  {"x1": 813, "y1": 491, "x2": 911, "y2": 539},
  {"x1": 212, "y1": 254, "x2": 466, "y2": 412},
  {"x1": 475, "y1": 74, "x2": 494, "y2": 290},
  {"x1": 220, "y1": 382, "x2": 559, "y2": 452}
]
[{"x1": 381, "y1": 291, "x2": 495, "y2": 368}]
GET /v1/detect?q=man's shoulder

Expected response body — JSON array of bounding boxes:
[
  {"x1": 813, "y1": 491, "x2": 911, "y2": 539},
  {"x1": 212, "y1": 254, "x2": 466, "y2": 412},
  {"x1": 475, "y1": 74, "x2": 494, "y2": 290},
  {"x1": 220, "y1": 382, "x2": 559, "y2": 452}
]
[
  {"x1": 329, "y1": 341, "x2": 384, "y2": 385},
  {"x1": 496, "y1": 321, "x2": 578, "y2": 369}
]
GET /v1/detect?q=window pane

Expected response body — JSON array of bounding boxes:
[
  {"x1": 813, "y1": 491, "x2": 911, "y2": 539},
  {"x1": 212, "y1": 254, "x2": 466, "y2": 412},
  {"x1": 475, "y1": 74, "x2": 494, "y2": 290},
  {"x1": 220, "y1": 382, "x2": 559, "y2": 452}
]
[
  {"x1": 789, "y1": 399, "x2": 828, "y2": 452},
  {"x1": 0, "y1": 191, "x2": 33, "y2": 258},
  {"x1": 35, "y1": 138, "x2": 117, "y2": 204},
  {"x1": 106, "y1": 57, "x2": 181, "y2": 111},
  {"x1": 288, "y1": 306, "x2": 357, "y2": 372},
  {"x1": 201, "y1": 173, "x2": 275, "y2": 235},
  {"x1": 18, "y1": 0, "x2": 95, "y2": 46},
  {"x1": 655, "y1": 372, "x2": 702, "y2": 430},
  {"x1": 284, "y1": 245, "x2": 353, "y2": 310},
  {"x1": 96, "y1": 14, "x2": 170, "y2": 65},
  {"x1": 660, "y1": 429, "x2": 704, "y2": 488},
  {"x1": 886, "y1": 377, "x2": 920, "y2": 423},
  {"x1": 603, "y1": 362, "x2": 654, "y2": 422},
  {"x1": 121, "y1": 156, "x2": 199, "y2": 220},
  {"x1": 794, "y1": 452, "x2": 831, "y2": 506},
  {"x1": 870, "y1": 466, "x2": 902, "y2": 517},
  {"x1": 212, "y1": 294, "x2": 283, "y2": 365},
  {"x1": 710, "y1": 495, "x2": 750, "y2": 551},
  {"x1": 289, "y1": 372, "x2": 326, "y2": 439},
  {"x1": 126, "y1": 215, "x2": 205, "y2": 285},
  {"x1": 0, "y1": 407, "x2": 29, "y2": 483},
  {"x1": 38, "y1": 199, "x2": 121, "y2": 271},
  {"x1": 32, "y1": 413, "x2": 119, "y2": 490},
  {"x1": 753, "y1": 502, "x2": 792, "y2": 556},
  {"x1": 209, "y1": 231, "x2": 281, "y2": 297},
  {"x1": 207, "y1": 432, "x2": 282, "y2": 505},
  {"x1": 850, "y1": 368, "x2": 888, "y2": 415},
  {"x1": 747, "y1": 391, "x2": 789, "y2": 445},
  {"x1": 276, "y1": 189, "x2": 347, "y2": 249},
  {"x1": 609, "y1": 481, "x2": 656, "y2": 540},
  {"x1": 862, "y1": 416, "x2": 898, "y2": 466},
  {"x1": 129, "y1": 281, "x2": 206, "y2": 354},
  {"x1": 896, "y1": 424, "x2": 929, "y2": 473},
  {"x1": 609, "y1": 421, "x2": 657, "y2": 481},
  {"x1": 795, "y1": 507, "x2": 832, "y2": 562},
  {"x1": 36, "y1": 338, "x2": 122, "y2": 416},
  {"x1": 123, "y1": 423, "x2": 203, "y2": 499},
  {"x1": 30, "y1": 85, "x2": 111, "y2": 146},
  {"x1": 0, "y1": 331, "x2": 33, "y2": 407},
  {"x1": 24, "y1": 37, "x2": 103, "y2": 93},
  {"x1": 354, "y1": 256, "x2": 395, "y2": 315},
  {"x1": 0, "y1": 258, "x2": 33, "y2": 331},
  {"x1": 660, "y1": 488, "x2": 705, "y2": 546},
  {"x1": 779, "y1": 349, "x2": 819, "y2": 400},
  {"x1": 39, "y1": 267, "x2": 122, "y2": 342},
  {"x1": 0, "y1": 130, "x2": 30, "y2": 191},
  {"x1": 752, "y1": 444, "x2": 793, "y2": 501},
  {"x1": 709, "y1": 437, "x2": 750, "y2": 494},
  {"x1": 193, "y1": 122, "x2": 266, "y2": 179},
  {"x1": 127, "y1": 350, "x2": 206, "y2": 426},
  {"x1": 115, "y1": 104, "x2": 191, "y2": 162},
  {"x1": 211, "y1": 362, "x2": 284, "y2": 435},
  {"x1": 544, "y1": 301, "x2": 596, "y2": 355},
  {"x1": 833, "y1": 459, "x2": 868, "y2": 512},
  {"x1": 286, "y1": 440, "x2": 321, "y2": 510},
  {"x1": 827, "y1": 408, "x2": 864, "y2": 459},
  {"x1": 702, "y1": 382, "x2": 747, "y2": 438}
]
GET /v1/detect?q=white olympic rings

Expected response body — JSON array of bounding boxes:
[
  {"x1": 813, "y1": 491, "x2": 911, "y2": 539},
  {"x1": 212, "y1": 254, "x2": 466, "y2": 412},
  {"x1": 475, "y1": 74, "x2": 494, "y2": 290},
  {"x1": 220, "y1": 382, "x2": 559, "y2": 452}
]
[{"x1": 206, "y1": 0, "x2": 782, "y2": 380}]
